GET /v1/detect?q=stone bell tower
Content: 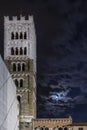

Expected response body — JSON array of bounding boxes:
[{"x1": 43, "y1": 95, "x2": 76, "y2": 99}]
[{"x1": 4, "y1": 15, "x2": 36, "y2": 130}]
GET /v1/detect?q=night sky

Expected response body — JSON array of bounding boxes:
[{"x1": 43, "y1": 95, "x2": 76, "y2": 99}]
[{"x1": 0, "y1": 0, "x2": 87, "y2": 123}]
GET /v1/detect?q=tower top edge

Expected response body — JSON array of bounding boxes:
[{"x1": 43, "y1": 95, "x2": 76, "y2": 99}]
[{"x1": 4, "y1": 15, "x2": 33, "y2": 21}]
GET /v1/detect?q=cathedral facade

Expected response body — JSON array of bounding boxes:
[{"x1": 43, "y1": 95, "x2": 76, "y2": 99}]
[{"x1": 4, "y1": 15, "x2": 87, "y2": 130}]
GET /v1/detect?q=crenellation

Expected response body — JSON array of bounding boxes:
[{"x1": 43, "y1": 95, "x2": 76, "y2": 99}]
[
  {"x1": 20, "y1": 15, "x2": 25, "y2": 20},
  {"x1": 12, "y1": 16, "x2": 17, "y2": 21},
  {"x1": 4, "y1": 15, "x2": 33, "y2": 22},
  {"x1": 4, "y1": 16, "x2": 9, "y2": 22}
]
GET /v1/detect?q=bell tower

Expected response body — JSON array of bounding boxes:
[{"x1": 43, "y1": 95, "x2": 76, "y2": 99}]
[{"x1": 4, "y1": 15, "x2": 36, "y2": 130}]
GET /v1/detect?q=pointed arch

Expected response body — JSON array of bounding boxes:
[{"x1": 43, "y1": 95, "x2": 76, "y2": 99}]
[
  {"x1": 20, "y1": 47, "x2": 23, "y2": 55},
  {"x1": 20, "y1": 32, "x2": 23, "y2": 39},
  {"x1": 24, "y1": 32, "x2": 27, "y2": 39},
  {"x1": 20, "y1": 79, "x2": 23, "y2": 87},
  {"x1": 16, "y1": 32, "x2": 18, "y2": 39},
  {"x1": 18, "y1": 63, "x2": 21, "y2": 71},
  {"x1": 11, "y1": 32, "x2": 14, "y2": 40},
  {"x1": 13, "y1": 63, "x2": 16, "y2": 71},
  {"x1": 24, "y1": 47, "x2": 27, "y2": 55},
  {"x1": 15, "y1": 47, "x2": 18, "y2": 55},
  {"x1": 11, "y1": 47, "x2": 14, "y2": 55}
]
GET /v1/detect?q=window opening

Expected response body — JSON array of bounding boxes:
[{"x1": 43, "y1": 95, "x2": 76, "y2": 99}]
[
  {"x1": 22, "y1": 63, "x2": 25, "y2": 71},
  {"x1": 15, "y1": 47, "x2": 18, "y2": 55},
  {"x1": 16, "y1": 32, "x2": 18, "y2": 39},
  {"x1": 24, "y1": 32, "x2": 27, "y2": 39},
  {"x1": 13, "y1": 63, "x2": 16, "y2": 71},
  {"x1": 20, "y1": 32, "x2": 23, "y2": 39},
  {"x1": 20, "y1": 79, "x2": 23, "y2": 87},
  {"x1": 18, "y1": 63, "x2": 21, "y2": 71},
  {"x1": 11, "y1": 32, "x2": 14, "y2": 40},
  {"x1": 14, "y1": 79, "x2": 18, "y2": 87},
  {"x1": 11, "y1": 47, "x2": 14, "y2": 55},
  {"x1": 20, "y1": 47, "x2": 23, "y2": 55},
  {"x1": 24, "y1": 47, "x2": 27, "y2": 55}
]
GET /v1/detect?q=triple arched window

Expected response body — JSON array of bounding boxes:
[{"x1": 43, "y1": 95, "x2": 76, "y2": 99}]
[
  {"x1": 12, "y1": 62, "x2": 26, "y2": 72},
  {"x1": 11, "y1": 47, "x2": 27, "y2": 55},
  {"x1": 14, "y1": 78, "x2": 23, "y2": 88},
  {"x1": 11, "y1": 32, "x2": 27, "y2": 40}
]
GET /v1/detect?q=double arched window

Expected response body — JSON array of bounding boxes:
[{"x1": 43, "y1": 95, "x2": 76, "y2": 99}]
[{"x1": 14, "y1": 78, "x2": 23, "y2": 88}]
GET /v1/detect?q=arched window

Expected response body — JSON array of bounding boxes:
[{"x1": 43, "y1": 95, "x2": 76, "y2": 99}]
[
  {"x1": 20, "y1": 32, "x2": 23, "y2": 39},
  {"x1": 20, "y1": 47, "x2": 23, "y2": 55},
  {"x1": 22, "y1": 63, "x2": 25, "y2": 71},
  {"x1": 11, "y1": 32, "x2": 14, "y2": 40},
  {"x1": 16, "y1": 32, "x2": 18, "y2": 39},
  {"x1": 45, "y1": 128, "x2": 49, "y2": 130},
  {"x1": 58, "y1": 128, "x2": 63, "y2": 130},
  {"x1": 64, "y1": 128, "x2": 68, "y2": 130},
  {"x1": 53, "y1": 128, "x2": 58, "y2": 130},
  {"x1": 14, "y1": 79, "x2": 18, "y2": 87},
  {"x1": 35, "y1": 128, "x2": 40, "y2": 130},
  {"x1": 24, "y1": 47, "x2": 27, "y2": 55},
  {"x1": 18, "y1": 63, "x2": 21, "y2": 71},
  {"x1": 40, "y1": 128, "x2": 44, "y2": 130},
  {"x1": 20, "y1": 79, "x2": 23, "y2": 87},
  {"x1": 15, "y1": 47, "x2": 18, "y2": 55},
  {"x1": 11, "y1": 47, "x2": 14, "y2": 55},
  {"x1": 17, "y1": 96, "x2": 21, "y2": 103},
  {"x1": 13, "y1": 63, "x2": 16, "y2": 71},
  {"x1": 24, "y1": 32, "x2": 27, "y2": 39}
]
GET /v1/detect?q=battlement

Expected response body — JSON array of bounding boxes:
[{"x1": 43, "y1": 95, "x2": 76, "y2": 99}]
[
  {"x1": 4, "y1": 15, "x2": 33, "y2": 22},
  {"x1": 34, "y1": 116, "x2": 72, "y2": 128}
]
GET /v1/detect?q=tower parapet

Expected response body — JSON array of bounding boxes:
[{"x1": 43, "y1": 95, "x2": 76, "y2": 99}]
[{"x1": 4, "y1": 15, "x2": 34, "y2": 21}]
